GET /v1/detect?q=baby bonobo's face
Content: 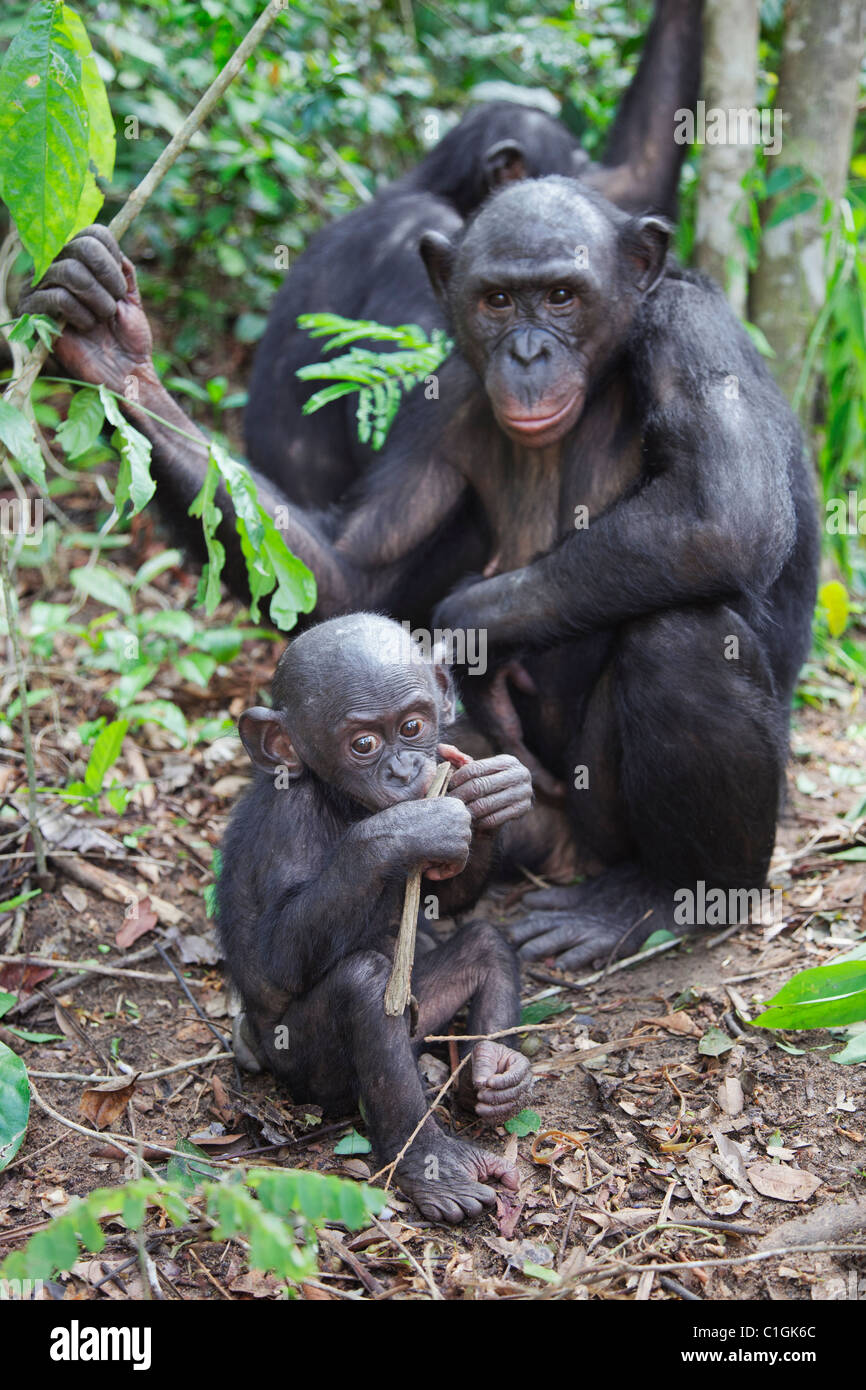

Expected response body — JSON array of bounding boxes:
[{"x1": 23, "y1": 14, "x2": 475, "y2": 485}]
[{"x1": 315, "y1": 668, "x2": 442, "y2": 811}]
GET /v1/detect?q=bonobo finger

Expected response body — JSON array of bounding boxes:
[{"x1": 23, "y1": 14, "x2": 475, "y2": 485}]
[
  {"x1": 448, "y1": 754, "x2": 524, "y2": 792},
  {"x1": 472, "y1": 789, "x2": 534, "y2": 830},
  {"x1": 39, "y1": 258, "x2": 118, "y2": 322},
  {"x1": 59, "y1": 232, "x2": 127, "y2": 299},
  {"x1": 20, "y1": 286, "x2": 96, "y2": 332},
  {"x1": 505, "y1": 910, "x2": 572, "y2": 946},
  {"x1": 558, "y1": 926, "x2": 631, "y2": 972},
  {"x1": 437, "y1": 742, "x2": 472, "y2": 769},
  {"x1": 514, "y1": 914, "x2": 587, "y2": 960},
  {"x1": 478, "y1": 1064, "x2": 528, "y2": 1092}
]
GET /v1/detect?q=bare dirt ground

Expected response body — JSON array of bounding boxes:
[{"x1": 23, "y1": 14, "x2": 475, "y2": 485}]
[{"x1": 0, "y1": 519, "x2": 864, "y2": 1301}]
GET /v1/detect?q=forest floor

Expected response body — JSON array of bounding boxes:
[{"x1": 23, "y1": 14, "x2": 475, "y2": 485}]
[{"x1": 0, "y1": 497, "x2": 864, "y2": 1302}]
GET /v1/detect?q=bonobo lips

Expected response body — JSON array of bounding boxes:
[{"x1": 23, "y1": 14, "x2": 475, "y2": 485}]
[{"x1": 499, "y1": 393, "x2": 584, "y2": 446}]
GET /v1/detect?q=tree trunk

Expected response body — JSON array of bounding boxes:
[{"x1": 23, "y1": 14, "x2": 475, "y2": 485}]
[
  {"x1": 693, "y1": 0, "x2": 759, "y2": 317},
  {"x1": 750, "y1": 0, "x2": 865, "y2": 406}
]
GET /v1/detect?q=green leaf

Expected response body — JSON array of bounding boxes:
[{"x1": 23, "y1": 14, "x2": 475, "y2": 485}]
[
  {"x1": 6, "y1": 1027, "x2": 63, "y2": 1043},
  {"x1": 523, "y1": 1262, "x2": 560, "y2": 1284},
  {"x1": 0, "y1": 992, "x2": 17, "y2": 1020},
  {"x1": 831, "y1": 1030, "x2": 866, "y2": 1065},
  {"x1": 698, "y1": 1027, "x2": 735, "y2": 1056},
  {"x1": 133, "y1": 549, "x2": 183, "y2": 589},
  {"x1": 520, "y1": 999, "x2": 568, "y2": 1026},
  {"x1": 83, "y1": 717, "x2": 128, "y2": 795},
  {"x1": 504, "y1": 1108, "x2": 542, "y2": 1137},
  {"x1": 100, "y1": 387, "x2": 155, "y2": 514},
  {"x1": 333, "y1": 1128, "x2": 372, "y2": 1156},
  {"x1": 175, "y1": 652, "x2": 217, "y2": 687},
  {"x1": 765, "y1": 189, "x2": 817, "y2": 229},
  {"x1": 642, "y1": 929, "x2": 678, "y2": 949},
  {"x1": 144, "y1": 609, "x2": 195, "y2": 642},
  {"x1": 0, "y1": 2, "x2": 88, "y2": 279},
  {"x1": 129, "y1": 700, "x2": 188, "y2": 743},
  {"x1": 0, "y1": 889, "x2": 41, "y2": 913},
  {"x1": 0, "y1": 399, "x2": 47, "y2": 488},
  {"x1": 63, "y1": 6, "x2": 116, "y2": 230},
  {"x1": 753, "y1": 961, "x2": 866, "y2": 1031},
  {"x1": 70, "y1": 564, "x2": 132, "y2": 614},
  {"x1": 0, "y1": 1040, "x2": 30, "y2": 1171},
  {"x1": 55, "y1": 388, "x2": 105, "y2": 459}
]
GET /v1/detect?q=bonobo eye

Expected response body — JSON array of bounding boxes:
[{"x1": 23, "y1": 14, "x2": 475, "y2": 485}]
[
  {"x1": 547, "y1": 287, "x2": 574, "y2": 306},
  {"x1": 485, "y1": 291, "x2": 511, "y2": 310},
  {"x1": 400, "y1": 718, "x2": 424, "y2": 739},
  {"x1": 351, "y1": 733, "x2": 381, "y2": 756}
]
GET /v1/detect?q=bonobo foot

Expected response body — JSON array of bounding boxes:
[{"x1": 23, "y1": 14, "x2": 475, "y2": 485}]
[
  {"x1": 395, "y1": 1129, "x2": 519, "y2": 1224},
  {"x1": 457, "y1": 1040, "x2": 533, "y2": 1122},
  {"x1": 505, "y1": 864, "x2": 667, "y2": 971},
  {"x1": 231, "y1": 1011, "x2": 264, "y2": 1073}
]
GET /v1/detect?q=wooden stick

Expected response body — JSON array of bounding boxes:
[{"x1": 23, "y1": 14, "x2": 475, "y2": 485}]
[{"x1": 383, "y1": 762, "x2": 452, "y2": 1017}]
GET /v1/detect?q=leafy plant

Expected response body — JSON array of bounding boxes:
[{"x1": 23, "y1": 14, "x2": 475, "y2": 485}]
[
  {"x1": 297, "y1": 313, "x2": 453, "y2": 450},
  {"x1": 754, "y1": 958, "x2": 866, "y2": 1064},
  {"x1": 0, "y1": 1167, "x2": 386, "y2": 1287}
]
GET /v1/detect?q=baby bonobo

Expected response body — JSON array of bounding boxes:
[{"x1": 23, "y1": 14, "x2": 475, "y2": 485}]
[{"x1": 217, "y1": 614, "x2": 534, "y2": 1224}]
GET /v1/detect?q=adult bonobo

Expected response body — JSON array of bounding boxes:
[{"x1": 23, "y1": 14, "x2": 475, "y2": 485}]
[
  {"x1": 245, "y1": 0, "x2": 703, "y2": 505},
  {"x1": 21, "y1": 177, "x2": 817, "y2": 970},
  {"x1": 218, "y1": 613, "x2": 534, "y2": 1223}
]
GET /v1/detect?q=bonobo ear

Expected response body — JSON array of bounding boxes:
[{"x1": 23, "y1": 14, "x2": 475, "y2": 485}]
[
  {"x1": 620, "y1": 215, "x2": 671, "y2": 294},
  {"x1": 419, "y1": 230, "x2": 456, "y2": 304},
  {"x1": 432, "y1": 663, "x2": 457, "y2": 726},
  {"x1": 483, "y1": 139, "x2": 527, "y2": 189},
  {"x1": 238, "y1": 707, "x2": 302, "y2": 777}
]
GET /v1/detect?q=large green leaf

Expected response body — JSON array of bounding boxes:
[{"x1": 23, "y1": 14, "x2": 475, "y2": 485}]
[
  {"x1": 754, "y1": 961, "x2": 866, "y2": 1031},
  {"x1": 0, "y1": 3, "x2": 87, "y2": 279},
  {"x1": 0, "y1": 399, "x2": 47, "y2": 488},
  {"x1": 83, "y1": 717, "x2": 128, "y2": 795},
  {"x1": 0, "y1": 1040, "x2": 29, "y2": 1171},
  {"x1": 55, "y1": 387, "x2": 105, "y2": 459},
  {"x1": 64, "y1": 6, "x2": 116, "y2": 230}
]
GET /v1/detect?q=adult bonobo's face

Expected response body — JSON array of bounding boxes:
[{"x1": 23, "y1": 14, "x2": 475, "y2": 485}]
[
  {"x1": 421, "y1": 177, "x2": 670, "y2": 449},
  {"x1": 238, "y1": 615, "x2": 455, "y2": 811}
]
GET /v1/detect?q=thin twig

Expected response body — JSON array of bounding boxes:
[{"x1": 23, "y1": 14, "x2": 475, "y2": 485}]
[
  {"x1": 28, "y1": 1044, "x2": 231, "y2": 1083},
  {"x1": 154, "y1": 942, "x2": 229, "y2": 1049},
  {"x1": 369, "y1": 1052, "x2": 473, "y2": 1190},
  {"x1": 0, "y1": 952, "x2": 202, "y2": 984},
  {"x1": 385, "y1": 761, "x2": 452, "y2": 1016},
  {"x1": 369, "y1": 1214, "x2": 443, "y2": 1300}
]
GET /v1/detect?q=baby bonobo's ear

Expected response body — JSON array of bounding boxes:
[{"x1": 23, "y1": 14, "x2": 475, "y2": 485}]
[
  {"x1": 238, "y1": 708, "x2": 302, "y2": 777},
  {"x1": 432, "y1": 663, "x2": 457, "y2": 726}
]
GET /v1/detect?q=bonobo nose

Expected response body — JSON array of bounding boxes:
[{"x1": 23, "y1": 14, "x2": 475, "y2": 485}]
[
  {"x1": 385, "y1": 752, "x2": 417, "y2": 784},
  {"x1": 508, "y1": 329, "x2": 550, "y2": 367}
]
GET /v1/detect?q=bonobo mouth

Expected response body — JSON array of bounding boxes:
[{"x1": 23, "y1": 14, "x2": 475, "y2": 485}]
[{"x1": 499, "y1": 393, "x2": 584, "y2": 446}]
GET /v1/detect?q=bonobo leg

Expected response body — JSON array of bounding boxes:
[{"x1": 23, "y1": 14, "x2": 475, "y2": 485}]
[
  {"x1": 256, "y1": 948, "x2": 519, "y2": 1224},
  {"x1": 508, "y1": 606, "x2": 786, "y2": 969},
  {"x1": 413, "y1": 921, "x2": 532, "y2": 1121}
]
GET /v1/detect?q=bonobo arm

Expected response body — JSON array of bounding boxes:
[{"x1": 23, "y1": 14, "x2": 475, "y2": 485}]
[
  {"x1": 588, "y1": 0, "x2": 703, "y2": 217},
  {"x1": 255, "y1": 797, "x2": 473, "y2": 997},
  {"x1": 20, "y1": 228, "x2": 468, "y2": 614},
  {"x1": 434, "y1": 278, "x2": 799, "y2": 649}
]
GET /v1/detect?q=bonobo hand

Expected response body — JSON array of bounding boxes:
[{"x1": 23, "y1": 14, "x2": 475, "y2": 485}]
[
  {"x1": 18, "y1": 225, "x2": 156, "y2": 395},
  {"x1": 433, "y1": 570, "x2": 526, "y2": 649},
  {"x1": 459, "y1": 1040, "x2": 533, "y2": 1122},
  {"x1": 360, "y1": 796, "x2": 472, "y2": 878},
  {"x1": 439, "y1": 746, "x2": 533, "y2": 832}
]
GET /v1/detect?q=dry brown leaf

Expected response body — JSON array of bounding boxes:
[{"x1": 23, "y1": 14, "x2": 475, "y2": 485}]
[
  {"x1": 61, "y1": 885, "x2": 88, "y2": 913},
  {"x1": 115, "y1": 896, "x2": 158, "y2": 948},
  {"x1": 641, "y1": 1011, "x2": 701, "y2": 1037},
  {"x1": 717, "y1": 1076, "x2": 744, "y2": 1116},
  {"x1": 746, "y1": 1162, "x2": 822, "y2": 1203},
  {"x1": 79, "y1": 1075, "x2": 139, "y2": 1130}
]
